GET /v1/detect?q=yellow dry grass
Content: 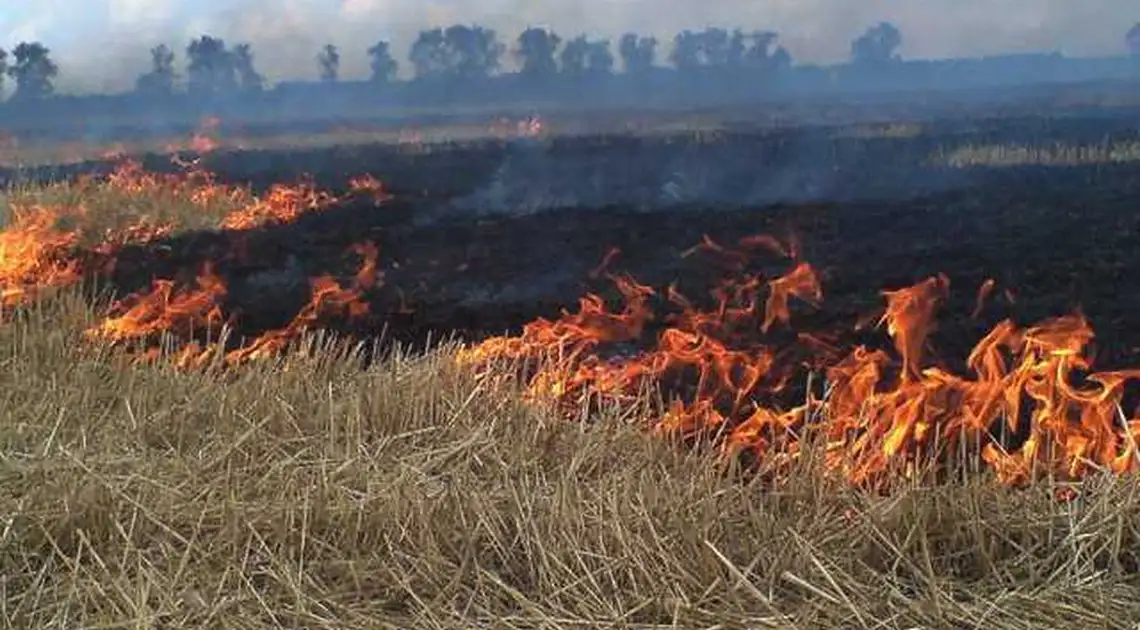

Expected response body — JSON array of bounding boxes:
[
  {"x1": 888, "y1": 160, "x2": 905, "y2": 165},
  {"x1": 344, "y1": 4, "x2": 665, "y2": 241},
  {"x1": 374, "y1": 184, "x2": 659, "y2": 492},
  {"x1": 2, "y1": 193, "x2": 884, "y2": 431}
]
[{"x1": 1, "y1": 170, "x2": 1140, "y2": 629}]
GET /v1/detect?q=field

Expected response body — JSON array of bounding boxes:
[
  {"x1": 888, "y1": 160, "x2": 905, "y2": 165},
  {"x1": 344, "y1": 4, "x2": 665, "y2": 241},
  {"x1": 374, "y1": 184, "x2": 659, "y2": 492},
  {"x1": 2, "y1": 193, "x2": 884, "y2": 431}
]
[{"x1": 3, "y1": 110, "x2": 1140, "y2": 628}]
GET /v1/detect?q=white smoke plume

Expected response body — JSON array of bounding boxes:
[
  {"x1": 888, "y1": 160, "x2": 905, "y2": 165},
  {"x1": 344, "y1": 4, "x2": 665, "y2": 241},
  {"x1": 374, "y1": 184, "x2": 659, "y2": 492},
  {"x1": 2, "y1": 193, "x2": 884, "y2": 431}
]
[{"x1": 0, "y1": 0, "x2": 1135, "y2": 94}]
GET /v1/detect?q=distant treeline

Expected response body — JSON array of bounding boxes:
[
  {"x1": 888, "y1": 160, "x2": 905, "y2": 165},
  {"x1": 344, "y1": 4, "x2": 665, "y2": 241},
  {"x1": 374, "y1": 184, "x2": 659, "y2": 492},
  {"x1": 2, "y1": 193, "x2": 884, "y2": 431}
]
[{"x1": 1, "y1": 21, "x2": 1139, "y2": 136}]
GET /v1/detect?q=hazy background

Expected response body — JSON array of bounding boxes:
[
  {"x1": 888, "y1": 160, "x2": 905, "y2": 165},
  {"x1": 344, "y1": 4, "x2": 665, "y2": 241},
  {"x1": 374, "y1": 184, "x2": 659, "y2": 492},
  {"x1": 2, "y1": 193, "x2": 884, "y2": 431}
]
[{"x1": 0, "y1": 0, "x2": 1136, "y2": 94}]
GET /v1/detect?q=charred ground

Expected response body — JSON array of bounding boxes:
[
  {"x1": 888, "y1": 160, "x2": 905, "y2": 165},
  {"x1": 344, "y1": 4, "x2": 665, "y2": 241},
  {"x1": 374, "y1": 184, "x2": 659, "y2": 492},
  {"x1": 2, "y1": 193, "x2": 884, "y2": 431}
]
[{"x1": 54, "y1": 117, "x2": 1140, "y2": 375}]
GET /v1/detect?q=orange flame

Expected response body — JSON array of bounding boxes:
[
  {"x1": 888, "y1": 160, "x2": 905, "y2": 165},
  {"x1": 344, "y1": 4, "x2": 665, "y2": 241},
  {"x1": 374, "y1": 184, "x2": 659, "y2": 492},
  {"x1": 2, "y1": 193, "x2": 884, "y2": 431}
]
[
  {"x1": 461, "y1": 234, "x2": 1140, "y2": 491},
  {"x1": 221, "y1": 242, "x2": 380, "y2": 366},
  {"x1": 84, "y1": 263, "x2": 228, "y2": 344},
  {"x1": 218, "y1": 180, "x2": 338, "y2": 230},
  {"x1": 0, "y1": 205, "x2": 83, "y2": 307},
  {"x1": 7, "y1": 157, "x2": 1140, "y2": 493}
]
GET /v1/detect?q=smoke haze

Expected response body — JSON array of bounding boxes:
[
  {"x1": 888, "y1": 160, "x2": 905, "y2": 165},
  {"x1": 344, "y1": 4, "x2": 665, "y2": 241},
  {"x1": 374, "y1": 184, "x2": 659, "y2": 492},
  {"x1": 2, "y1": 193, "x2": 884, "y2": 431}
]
[{"x1": 0, "y1": 0, "x2": 1136, "y2": 94}]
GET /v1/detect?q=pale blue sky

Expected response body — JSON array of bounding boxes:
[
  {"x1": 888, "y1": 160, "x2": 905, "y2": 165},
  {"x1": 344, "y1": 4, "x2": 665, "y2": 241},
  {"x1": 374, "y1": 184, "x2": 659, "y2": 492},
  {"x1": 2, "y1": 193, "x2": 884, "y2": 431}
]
[{"x1": 0, "y1": 0, "x2": 1137, "y2": 93}]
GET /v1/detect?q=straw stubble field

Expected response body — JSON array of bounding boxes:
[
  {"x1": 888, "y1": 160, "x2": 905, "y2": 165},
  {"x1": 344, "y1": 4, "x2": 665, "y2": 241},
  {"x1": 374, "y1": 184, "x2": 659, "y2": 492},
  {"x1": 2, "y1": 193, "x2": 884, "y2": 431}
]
[{"x1": 2, "y1": 123, "x2": 1140, "y2": 628}]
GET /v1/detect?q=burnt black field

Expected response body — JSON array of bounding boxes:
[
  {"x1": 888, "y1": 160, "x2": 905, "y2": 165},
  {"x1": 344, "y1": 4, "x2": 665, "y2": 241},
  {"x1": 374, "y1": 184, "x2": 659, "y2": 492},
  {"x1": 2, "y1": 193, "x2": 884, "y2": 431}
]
[{"x1": 13, "y1": 109, "x2": 1140, "y2": 373}]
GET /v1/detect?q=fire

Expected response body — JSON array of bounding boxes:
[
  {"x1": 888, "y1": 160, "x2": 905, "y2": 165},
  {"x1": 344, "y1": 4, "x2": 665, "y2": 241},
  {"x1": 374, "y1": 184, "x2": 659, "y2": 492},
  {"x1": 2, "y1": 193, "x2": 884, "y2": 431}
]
[
  {"x1": 4, "y1": 156, "x2": 1139, "y2": 493},
  {"x1": 348, "y1": 174, "x2": 393, "y2": 204},
  {"x1": 220, "y1": 242, "x2": 380, "y2": 366},
  {"x1": 0, "y1": 205, "x2": 84, "y2": 307},
  {"x1": 96, "y1": 157, "x2": 386, "y2": 233},
  {"x1": 91, "y1": 158, "x2": 251, "y2": 212},
  {"x1": 164, "y1": 116, "x2": 223, "y2": 154},
  {"x1": 84, "y1": 241, "x2": 381, "y2": 369},
  {"x1": 218, "y1": 179, "x2": 345, "y2": 230},
  {"x1": 83, "y1": 263, "x2": 228, "y2": 344},
  {"x1": 461, "y1": 234, "x2": 1140, "y2": 490},
  {"x1": 0, "y1": 157, "x2": 387, "y2": 368}
]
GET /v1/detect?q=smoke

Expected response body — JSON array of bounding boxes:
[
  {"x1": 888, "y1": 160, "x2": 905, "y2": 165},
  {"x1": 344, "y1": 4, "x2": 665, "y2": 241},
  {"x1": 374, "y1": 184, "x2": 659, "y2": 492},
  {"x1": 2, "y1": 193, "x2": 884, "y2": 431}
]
[{"x1": 0, "y1": 0, "x2": 1136, "y2": 94}]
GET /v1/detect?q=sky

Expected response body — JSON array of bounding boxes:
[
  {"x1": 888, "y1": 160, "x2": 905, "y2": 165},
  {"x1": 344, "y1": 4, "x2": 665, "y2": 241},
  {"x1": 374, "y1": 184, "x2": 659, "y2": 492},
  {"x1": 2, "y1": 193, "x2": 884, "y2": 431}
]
[{"x1": 0, "y1": 0, "x2": 1136, "y2": 94}]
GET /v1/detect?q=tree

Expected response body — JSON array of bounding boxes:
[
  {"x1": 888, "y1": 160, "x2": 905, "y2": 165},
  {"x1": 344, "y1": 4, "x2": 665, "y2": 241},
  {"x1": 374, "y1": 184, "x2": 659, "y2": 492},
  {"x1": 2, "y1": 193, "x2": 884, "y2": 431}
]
[
  {"x1": 669, "y1": 28, "x2": 734, "y2": 71},
  {"x1": 670, "y1": 30, "x2": 703, "y2": 71},
  {"x1": 446, "y1": 25, "x2": 504, "y2": 80},
  {"x1": 741, "y1": 31, "x2": 792, "y2": 73},
  {"x1": 7, "y1": 42, "x2": 58, "y2": 100},
  {"x1": 619, "y1": 33, "x2": 657, "y2": 75},
  {"x1": 232, "y1": 43, "x2": 263, "y2": 92},
  {"x1": 367, "y1": 40, "x2": 398, "y2": 82},
  {"x1": 1128, "y1": 23, "x2": 1140, "y2": 56},
  {"x1": 0, "y1": 48, "x2": 7, "y2": 97},
  {"x1": 560, "y1": 36, "x2": 589, "y2": 76},
  {"x1": 135, "y1": 44, "x2": 177, "y2": 95},
  {"x1": 409, "y1": 28, "x2": 449, "y2": 78},
  {"x1": 560, "y1": 36, "x2": 613, "y2": 77},
  {"x1": 187, "y1": 35, "x2": 237, "y2": 95},
  {"x1": 318, "y1": 44, "x2": 340, "y2": 82},
  {"x1": 851, "y1": 22, "x2": 902, "y2": 66},
  {"x1": 586, "y1": 39, "x2": 615, "y2": 75},
  {"x1": 727, "y1": 30, "x2": 748, "y2": 67},
  {"x1": 516, "y1": 27, "x2": 560, "y2": 80},
  {"x1": 410, "y1": 25, "x2": 503, "y2": 81}
]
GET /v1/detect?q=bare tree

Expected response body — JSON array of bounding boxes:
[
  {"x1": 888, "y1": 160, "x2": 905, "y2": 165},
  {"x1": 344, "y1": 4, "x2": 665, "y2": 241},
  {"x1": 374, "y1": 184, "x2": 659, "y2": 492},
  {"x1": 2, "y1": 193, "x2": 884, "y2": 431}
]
[
  {"x1": 7, "y1": 42, "x2": 59, "y2": 100},
  {"x1": 318, "y1": 44, "x2": 340, "y2": 82},
  {"x1": 367, "y1": 40, "x2": 398, "y2": 83},
  {"x1": 136, "y1": 44, "x2": 177, "y2": 95}
]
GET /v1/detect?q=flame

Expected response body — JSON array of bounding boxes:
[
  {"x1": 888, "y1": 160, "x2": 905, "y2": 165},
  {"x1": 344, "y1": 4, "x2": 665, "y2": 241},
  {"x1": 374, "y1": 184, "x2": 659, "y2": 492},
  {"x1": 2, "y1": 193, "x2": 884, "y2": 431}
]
[
  {"x1": 164, "y1": 116, "x2": 223, "y2": 154},
  {"x1": 0, "y1": 205, "x2": 84, "y2": 307},
  {"x1": 0, "y1": 158, "x2": 387, "y2": 369},
  {"x1": 85, "y1": 240, "x2": 381, "y2": 369},
  {"x1": 347, "y1": 174, "x2": 393, "y2": 204},
  {"x1": 7, "y1": 157, "x2": 1140, "y2": 493},
  {"x1": 218, "y1": 180, "x2": 339, "y2": 230},
  {"x1": 221, "y1": 242, "x2": 380, "y2": 366},
  {"x1": 461, "y1": 234, "x2": 1140, "y2": 490},
  {"x1": 98, "y1": 158, "x2": 250, "y2": 210},
  {"x1": 84, "y1": 263, "x2": 228, "y2": 343},
  {"x1": 99, "y1": 157, "x2": 386, "y2": 232}
]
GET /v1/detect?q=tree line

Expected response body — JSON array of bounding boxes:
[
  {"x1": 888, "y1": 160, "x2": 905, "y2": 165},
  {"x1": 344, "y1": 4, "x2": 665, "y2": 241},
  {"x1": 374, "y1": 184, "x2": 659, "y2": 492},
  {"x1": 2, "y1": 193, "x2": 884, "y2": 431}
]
[{"x1": 1, "y1": 21, "x2": 1138, "y2": 101}]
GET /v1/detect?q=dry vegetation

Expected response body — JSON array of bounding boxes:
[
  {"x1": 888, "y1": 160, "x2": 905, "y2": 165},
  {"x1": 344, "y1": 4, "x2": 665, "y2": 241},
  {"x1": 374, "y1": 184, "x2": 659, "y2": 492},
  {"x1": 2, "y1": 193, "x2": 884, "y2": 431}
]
[
  {"x1": 930, "y1": 140, "x2": 1140, "y2": 168},
  {"x1": 2, "y1": 157, "x2": 1140, "y2": 629},
  {"x1": 6, "y1": 293, "x2": 1140, "y2": 629}
]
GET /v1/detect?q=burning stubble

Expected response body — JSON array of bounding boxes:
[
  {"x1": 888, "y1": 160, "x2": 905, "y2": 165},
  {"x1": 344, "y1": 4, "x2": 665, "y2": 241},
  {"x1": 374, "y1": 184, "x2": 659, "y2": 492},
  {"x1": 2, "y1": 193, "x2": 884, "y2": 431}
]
[{"x1": 3, "y1": 153, "x2": 1137, "y2": 494}]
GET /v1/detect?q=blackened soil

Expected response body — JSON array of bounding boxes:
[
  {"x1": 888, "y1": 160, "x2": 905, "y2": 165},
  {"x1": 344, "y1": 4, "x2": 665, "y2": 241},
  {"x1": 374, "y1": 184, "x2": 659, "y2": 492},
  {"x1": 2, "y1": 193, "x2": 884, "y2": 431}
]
[{"x1": 93, "y1": 155, "x2": 1140, "y2": 378}]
